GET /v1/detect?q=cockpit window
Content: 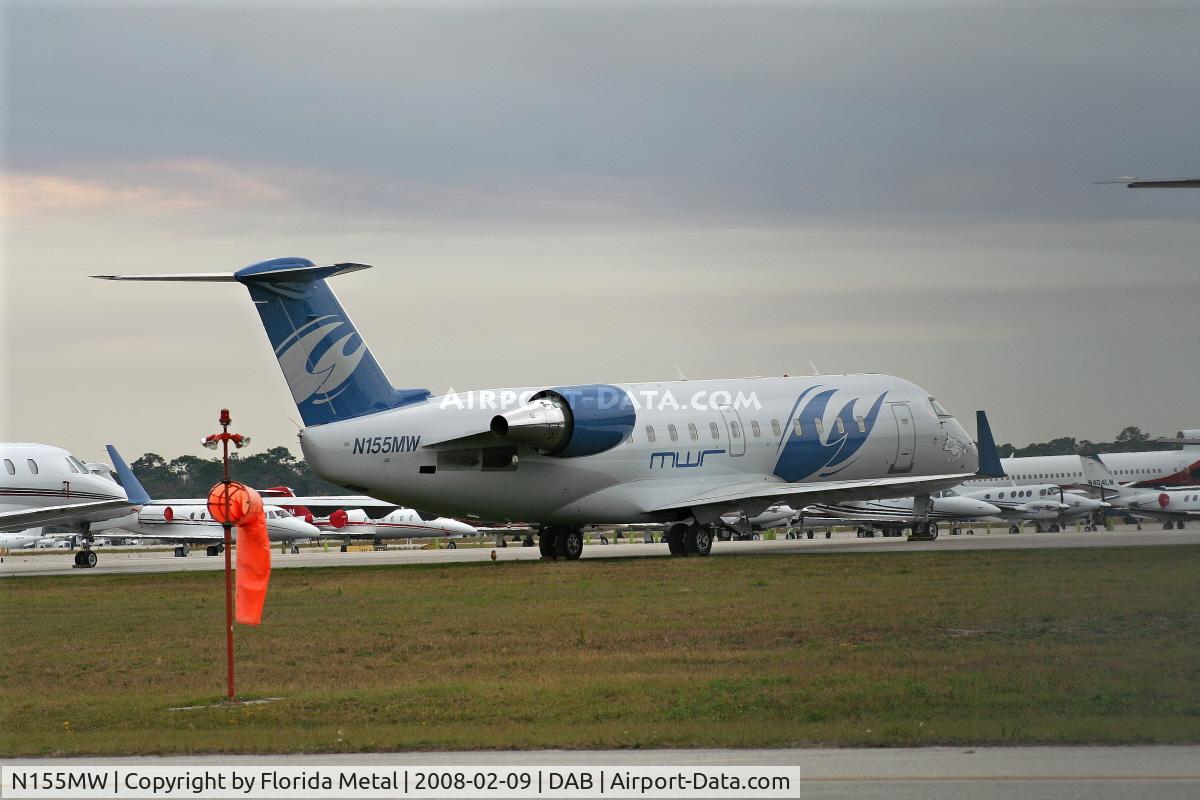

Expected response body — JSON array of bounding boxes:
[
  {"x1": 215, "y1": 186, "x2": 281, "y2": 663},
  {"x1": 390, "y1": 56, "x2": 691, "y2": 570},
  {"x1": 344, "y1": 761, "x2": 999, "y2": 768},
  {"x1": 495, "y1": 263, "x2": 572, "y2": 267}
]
[
  {"x1": 65, "y1": 458, "x2": 80, "y2": 474},
  {"x1": 929, "y1": 397, "x2": 952, "y2": 417},
  {"x1": 69, "y1": 456, "x2": 89, "y2": 474}
]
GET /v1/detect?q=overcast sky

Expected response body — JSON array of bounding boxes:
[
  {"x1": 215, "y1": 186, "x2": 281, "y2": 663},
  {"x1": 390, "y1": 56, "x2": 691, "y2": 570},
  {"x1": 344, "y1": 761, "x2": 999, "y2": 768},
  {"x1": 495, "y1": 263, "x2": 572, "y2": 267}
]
[{"x1": 3, "y1": 2, "x2": 1198, "y2": 462}]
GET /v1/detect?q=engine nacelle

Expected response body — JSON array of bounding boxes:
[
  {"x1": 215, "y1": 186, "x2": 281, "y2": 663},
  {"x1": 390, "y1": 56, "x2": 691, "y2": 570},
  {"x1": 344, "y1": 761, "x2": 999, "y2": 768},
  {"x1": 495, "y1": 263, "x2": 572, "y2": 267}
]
[{"x1": 490, "y1": 384, "x2": 635, "y2": 458}]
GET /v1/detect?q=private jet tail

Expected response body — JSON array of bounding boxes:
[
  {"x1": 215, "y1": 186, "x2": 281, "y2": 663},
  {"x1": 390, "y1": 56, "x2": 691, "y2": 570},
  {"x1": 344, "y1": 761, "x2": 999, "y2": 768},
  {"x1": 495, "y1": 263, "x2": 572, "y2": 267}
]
[
  {"x1": 105, "y1": 445, "x2": 151, "y2": 506},
  {"x1": 1079, "y1": 455, "x2": 1135, "y2": 499},
  {"x1": 94, "y1": 258, "x2": 430, "y2": 426}
]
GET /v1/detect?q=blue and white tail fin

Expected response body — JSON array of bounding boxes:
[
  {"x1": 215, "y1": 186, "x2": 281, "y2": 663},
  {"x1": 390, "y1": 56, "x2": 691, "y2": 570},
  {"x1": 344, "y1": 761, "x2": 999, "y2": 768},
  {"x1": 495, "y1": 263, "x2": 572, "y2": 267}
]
[
  {"x1": 106, "y1": 445, "x2": 151, "y2": 506},
  {"x1": 94, "y1": 257, "x2": 430, "y2": 425}
]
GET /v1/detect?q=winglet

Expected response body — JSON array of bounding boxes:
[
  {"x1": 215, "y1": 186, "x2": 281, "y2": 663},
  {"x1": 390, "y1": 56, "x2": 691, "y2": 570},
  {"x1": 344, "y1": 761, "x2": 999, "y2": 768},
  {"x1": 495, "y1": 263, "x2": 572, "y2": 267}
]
[
  {"x1": 106, "y1": 445, "x2": 151, "y2": 506},
  {"x1": 975, "y1": 411, "x2": 1005, "y2": 478}
]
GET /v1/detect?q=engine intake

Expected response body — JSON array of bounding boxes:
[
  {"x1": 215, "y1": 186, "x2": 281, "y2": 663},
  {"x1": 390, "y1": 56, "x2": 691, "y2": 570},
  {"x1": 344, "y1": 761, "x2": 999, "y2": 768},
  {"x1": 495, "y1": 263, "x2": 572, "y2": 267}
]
[{"x1": 490, "y1": 384, "x2": 635, "y2": 457}]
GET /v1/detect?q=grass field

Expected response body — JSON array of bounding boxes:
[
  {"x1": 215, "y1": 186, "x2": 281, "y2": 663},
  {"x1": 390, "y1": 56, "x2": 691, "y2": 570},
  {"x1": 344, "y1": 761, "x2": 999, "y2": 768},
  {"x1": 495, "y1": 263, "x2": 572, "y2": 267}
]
[{"x1": 3, "y1": 546, "x2": 1200, "y2": 756}]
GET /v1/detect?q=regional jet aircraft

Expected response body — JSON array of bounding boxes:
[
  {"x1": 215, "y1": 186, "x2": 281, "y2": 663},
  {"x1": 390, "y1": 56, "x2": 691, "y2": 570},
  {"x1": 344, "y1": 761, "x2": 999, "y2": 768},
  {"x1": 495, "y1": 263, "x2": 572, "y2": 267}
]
[
  {"x1": 95, "y1": 258, "x2": 1002, "y2": 559},
  {"x1": 1080, "y1": 455, "x2": 1196, "y2": 529},
  {"x1": 965, "y1": 434, "x2": 1200, "y2": 491},
  {"x1": 0, "y1": 443, "x2": 149, "y2": 566}
]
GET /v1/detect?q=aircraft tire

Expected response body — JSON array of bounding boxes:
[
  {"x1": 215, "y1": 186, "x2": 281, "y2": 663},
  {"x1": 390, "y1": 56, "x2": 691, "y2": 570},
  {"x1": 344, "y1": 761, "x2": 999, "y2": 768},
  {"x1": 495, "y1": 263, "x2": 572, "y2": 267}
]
[
  {"x1": 206, "y1": 545, "x2": 219, "y2": 557},
  {"x1": 924, "y1": 521, "x2": 938, "y2": 540},
  {"x1": 1009, "y1": 525, "x2": 1021, "y2": 535},
  {"x1": 807, "y1": 529, "x2": 815, "y2": 539},
  {"x1": 447, "y1": 541, "x2": 456, "y2": 549},
  {"x1": 84, "y1": 550, "x2": 97, "y2": 568},
  {"x1": 556, "y1": 527, "x2": 584, "y2": 560},
  {"x1": 538, "y1": 530, "x2": 557, "y2": 559},
  {"x1": 667, "y1": 523, "x2": 687, "y2": 556},
  {"x1": 686, "y1": 524, "x2": 713, "y2": 557},
  {"x1": 73, "y1": 551, "x2": 83, "y2": 567}
]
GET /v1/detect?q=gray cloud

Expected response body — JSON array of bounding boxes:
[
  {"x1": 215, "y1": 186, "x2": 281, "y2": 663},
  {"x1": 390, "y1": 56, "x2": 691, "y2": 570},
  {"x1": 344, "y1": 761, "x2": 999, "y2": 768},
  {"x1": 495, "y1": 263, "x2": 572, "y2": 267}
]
[{"x1": 2, "y1": 2, "x2": 1199, "y2": 459}]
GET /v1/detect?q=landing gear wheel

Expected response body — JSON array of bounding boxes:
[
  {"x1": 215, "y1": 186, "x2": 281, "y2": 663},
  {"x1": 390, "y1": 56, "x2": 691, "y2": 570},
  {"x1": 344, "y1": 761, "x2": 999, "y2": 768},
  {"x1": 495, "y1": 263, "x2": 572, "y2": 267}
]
[
  {"x1": 83, "y1": 550, "x2": 97, "y2": 568},
  {"x1": 1049, "y1": 523, "x2": 1060, "y2": 533},
  {"x1": 685, "y1": 524, "x2": 713, "y2": 557},
  {"x1": 667, "y1": 523, "x2": 687, "y2": 556},
  {"x1": 807, "y1": 529, "x2": 815, "y2": 539},
  {"x1": 1009, "y1": 524, "x2": 1021, "y2": 535},
  {"x1": 924, "y1": 521, "x2": 938, "y2": 540},
  {"x1": 555, "y1": 527, "x2": 584, "y2": 560},
  {"x1": 447, "y1": 541, "x2": 456, "y2": 549},
  {"x1": 538, "y1": 530, "x2": 557, "y2": 559},
  {"x1": 206, "y1": 545, "x2": 221, "y2": 557},
  {"x1": 1163, "y1": 521, "x2": 1173, "y2": 530},
  {"x1": 174, "y1": 545, "x2": 189, "y2": 557},
  {"x1": 967, "y1": 529, "x2": 975, "y2": 535},
  {"x1": 523, "y1": 535, "x2": 534, "y2": 547}
]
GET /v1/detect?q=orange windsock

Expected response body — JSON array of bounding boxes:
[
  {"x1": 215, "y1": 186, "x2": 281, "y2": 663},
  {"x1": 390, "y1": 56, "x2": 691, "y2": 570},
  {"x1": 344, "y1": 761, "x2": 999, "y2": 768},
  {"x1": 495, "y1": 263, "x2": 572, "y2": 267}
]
[{"x1": 207, "y1": 482, "x2": 271, "y2": 625}]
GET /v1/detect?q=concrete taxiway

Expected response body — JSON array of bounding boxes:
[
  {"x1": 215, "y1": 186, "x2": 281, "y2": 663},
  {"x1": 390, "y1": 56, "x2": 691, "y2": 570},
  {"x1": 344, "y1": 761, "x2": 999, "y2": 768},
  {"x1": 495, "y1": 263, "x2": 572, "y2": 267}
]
[
  {"x1": 4, "y1": 746, "x2": 1199, "y2": 799},
  {"x1": 2, "y1": 527, "x2": 1196, "y2": 578}
]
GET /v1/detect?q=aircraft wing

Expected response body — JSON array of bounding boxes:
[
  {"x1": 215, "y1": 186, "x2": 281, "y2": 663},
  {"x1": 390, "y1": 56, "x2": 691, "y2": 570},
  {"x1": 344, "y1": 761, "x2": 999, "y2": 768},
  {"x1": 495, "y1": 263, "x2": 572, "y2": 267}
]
[
  {"x1": 641, "y1": 472, "x2": 975, "y2": 520},
  {"x1": 0, "y1": 499, "x2": 140, "y2": 533},
  {"x1": 1097, "y1": 177, "x2": 1200, "y2": 188}
]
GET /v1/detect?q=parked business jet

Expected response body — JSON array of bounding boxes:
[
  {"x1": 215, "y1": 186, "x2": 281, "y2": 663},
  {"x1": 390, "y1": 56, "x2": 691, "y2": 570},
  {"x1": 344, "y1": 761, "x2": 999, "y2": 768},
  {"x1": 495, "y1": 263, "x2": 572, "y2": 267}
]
[
  {"x1": 92, "y1": 501, "x2": 321, "y2": 556},
  {"x1": 796, "y1": 494, "x2": 1002, "y2": 538},
  {"x1": 0, "y1": 443, "x2": 149, "y2": 566},
  {"x1": 947, "y1": 484, "x2": 1103, "y2": 533},
  {"x1": 1080, "y1": 455, "x2": 1196, "y2": 529},
  {"x1": 96, "y1": 257, "x2": 1002, "y2": 559},
  {"x1": 256, "y1": 487, "x2": 479, "y2": 548}
]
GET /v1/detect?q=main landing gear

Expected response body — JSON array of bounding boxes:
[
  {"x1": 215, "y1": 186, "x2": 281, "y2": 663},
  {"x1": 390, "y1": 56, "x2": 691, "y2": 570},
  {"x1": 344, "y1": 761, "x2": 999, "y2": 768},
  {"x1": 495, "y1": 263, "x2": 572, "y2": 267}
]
[
  {"x1": 908, "y1": 521, "x2": 939, "y2": 541},
  {"x1": 72, "y1": 549, "x2": 98, "y2": 568},
  {"x1": 537, "y1": 525, "x2": 584, "y2": 561},
  {"x1": 173, "y1": 544, "x2": 191, "y2": 558},
  {"x1": 205, "y1": 543, "x2": 225, "y2": 557},
  {"x1": 666, "y1": 522, "x2": 714, "y2": 557}
]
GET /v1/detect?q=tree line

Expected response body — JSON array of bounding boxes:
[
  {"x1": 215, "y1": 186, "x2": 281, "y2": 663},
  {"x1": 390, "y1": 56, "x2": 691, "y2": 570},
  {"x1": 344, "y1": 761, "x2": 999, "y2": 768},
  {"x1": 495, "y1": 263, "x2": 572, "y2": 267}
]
[
  {"x1": 130, "y1": 446, "x2": 348, "y2": 499},
  {"x1": 997, "y1": 426, "x2": 1180, "y2": 458}
]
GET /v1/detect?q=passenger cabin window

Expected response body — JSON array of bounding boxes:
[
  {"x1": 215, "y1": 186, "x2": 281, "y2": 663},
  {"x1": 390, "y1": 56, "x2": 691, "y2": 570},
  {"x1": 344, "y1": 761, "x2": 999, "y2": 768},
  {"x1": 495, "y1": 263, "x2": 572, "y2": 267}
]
[
  {"x1": 730, "y1": 421, "x2": 742, "y2": 439},
  {"x1": 834, "y1": 418, "x2": 845, "y2": 435},
  {"x1": 710, "y1": 422, "x2": 720, "y2": 440},
  {"x1": 751, "y1": 420, "x2": 761, "y2": 437},
  {"x1": 793, "y1": 419, "x2": 803, "y2": 437},
  {"x1": 688, "y1": 423, "x2": 698, "y2": 441},
  {"x1": 646, "y1": 425, "x2": 656, "y2": 443},
  {"x1": 855, "y1": 416, "x2": 866, "y2": 433},
  {"x1": 771, "y1": 419, "x2": 781, "y2": 437},
  {"x1": 27, "y1": 459, "x2": 38, "y2": 475},
  {"x1": 814, "y1": 419, "x2": 824, "y2": 436},
  {"x1": 4, "y1": 459, "x2": 14, "y2": 475},
  {"x1": 668, "y1": 424, "x2": 678, "y2": 442}
]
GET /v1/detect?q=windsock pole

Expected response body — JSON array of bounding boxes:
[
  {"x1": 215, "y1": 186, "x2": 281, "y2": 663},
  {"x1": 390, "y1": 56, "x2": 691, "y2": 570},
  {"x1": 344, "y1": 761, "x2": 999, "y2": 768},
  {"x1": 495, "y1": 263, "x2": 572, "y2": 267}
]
[{"x1": 203, "y1": 408, "x2": 251, "y2": 704}]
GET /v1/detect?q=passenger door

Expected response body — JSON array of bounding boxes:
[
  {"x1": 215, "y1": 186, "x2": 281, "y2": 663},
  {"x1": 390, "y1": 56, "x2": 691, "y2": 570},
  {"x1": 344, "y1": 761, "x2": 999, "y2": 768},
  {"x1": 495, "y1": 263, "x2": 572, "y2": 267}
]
[
  {"x1": 718, "y1": 406, "x2": 746, "y2": 457},
  {"x1": 888, "y1": 402, "x2": 915, "y2": 474}
]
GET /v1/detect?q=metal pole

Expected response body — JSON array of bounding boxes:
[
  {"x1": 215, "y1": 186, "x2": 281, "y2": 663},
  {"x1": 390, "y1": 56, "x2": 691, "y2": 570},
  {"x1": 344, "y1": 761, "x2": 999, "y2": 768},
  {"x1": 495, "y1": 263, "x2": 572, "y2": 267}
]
[{"x1": 219, "y1": 408, "x2": 236, "y2": 704}]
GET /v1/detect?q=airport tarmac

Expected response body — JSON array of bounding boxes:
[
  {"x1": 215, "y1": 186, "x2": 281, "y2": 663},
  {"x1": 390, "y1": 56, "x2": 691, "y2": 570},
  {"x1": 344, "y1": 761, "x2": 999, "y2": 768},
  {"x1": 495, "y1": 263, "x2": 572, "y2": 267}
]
[
  {"x1": 4, "y1": 746, "x2": 1198, "y2": 800},
  {"x1": 2, "y1": 527, "x2": 1196, "y2": 578}
]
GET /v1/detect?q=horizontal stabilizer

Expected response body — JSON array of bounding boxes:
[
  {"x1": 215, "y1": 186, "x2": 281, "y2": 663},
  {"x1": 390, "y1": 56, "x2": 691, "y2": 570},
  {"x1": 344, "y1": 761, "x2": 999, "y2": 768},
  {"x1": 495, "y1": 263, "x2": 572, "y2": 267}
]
[{"x1": 92, "y1": 272, "x2": 238, "y2": 281}]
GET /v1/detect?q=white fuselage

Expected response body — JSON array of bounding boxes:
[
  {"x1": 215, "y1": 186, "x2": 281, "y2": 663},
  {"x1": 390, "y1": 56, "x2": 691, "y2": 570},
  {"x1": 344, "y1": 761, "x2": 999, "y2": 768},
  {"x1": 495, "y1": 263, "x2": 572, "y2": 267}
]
[
  {"x1": 93, "y1": 503, "x2": 320, "y2": 543},
  {"x1": 0, "y1": 443, "x2": 129, "y2": 529},
  {"x1": 954, "y1": 483, "x2": 1101, "y2": 522},
  {"x1": 965, "y1": 449, "x2": 1200, "y2": 491},
  {"x1": 299, "y1": 375, "x2": 979, "y2": 524},
  {"x1": 317, "y1": 507, "x2": 478, "y2": 540}
]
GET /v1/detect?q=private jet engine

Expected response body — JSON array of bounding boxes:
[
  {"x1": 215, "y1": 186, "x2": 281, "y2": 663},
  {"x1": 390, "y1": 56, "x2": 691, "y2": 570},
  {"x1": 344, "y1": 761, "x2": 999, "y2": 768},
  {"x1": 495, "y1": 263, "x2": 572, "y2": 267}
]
[{"x1": 490, "y1": 384, "x2": 636, "y2": 457}]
